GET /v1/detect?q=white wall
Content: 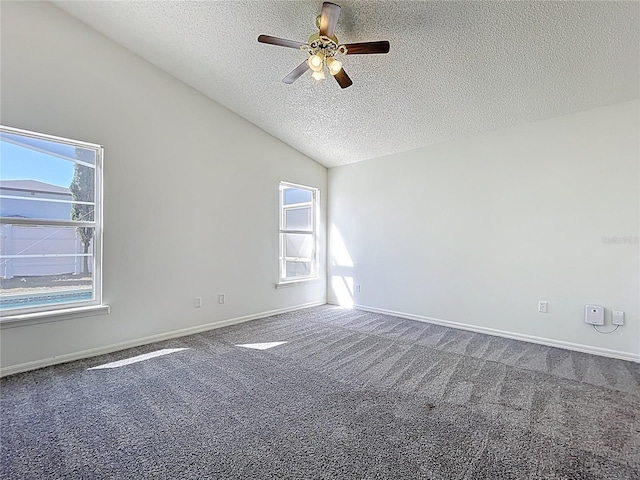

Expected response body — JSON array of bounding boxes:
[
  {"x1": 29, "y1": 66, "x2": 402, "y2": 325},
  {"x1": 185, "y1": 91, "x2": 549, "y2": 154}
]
[
  {"x1": 0, "y1": 1, "x2": 327, "y2": 372},
  {"x1": 329, "y1": 101, "x2": 640, "y2": 360}
]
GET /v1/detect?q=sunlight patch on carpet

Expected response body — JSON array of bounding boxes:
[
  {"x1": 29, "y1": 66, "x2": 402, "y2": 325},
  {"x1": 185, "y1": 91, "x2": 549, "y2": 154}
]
[
  {"x1": 88, "y1": 348, "x2": 188, "y2": 370},
  {"x1": 236, "y1": 341, "x2": 287, "y2": 350}
]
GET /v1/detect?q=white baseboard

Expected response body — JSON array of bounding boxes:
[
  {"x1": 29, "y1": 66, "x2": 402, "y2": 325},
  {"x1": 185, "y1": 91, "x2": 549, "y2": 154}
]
[
  {"x1": 356, "y1": 304, "x2": 640, "y2": 363},
  {"x1": 1, "y1": 301, "x2": 325, "y2": 377}
]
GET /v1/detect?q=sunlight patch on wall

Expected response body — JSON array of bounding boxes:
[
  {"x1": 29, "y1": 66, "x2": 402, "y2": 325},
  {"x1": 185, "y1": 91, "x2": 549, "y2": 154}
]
[
  {"x1": 331, "y1": 225, "x2": 353, "y2": 268},
  {"x1": 330, "y1": 225, "x2": 354, "y2": 307},
  {"x1": 331, "y1": 275, "x2": 354, "y2": 307},
  {"x1": 88, "y1": 348, "x2": 188, "y2": 370}
]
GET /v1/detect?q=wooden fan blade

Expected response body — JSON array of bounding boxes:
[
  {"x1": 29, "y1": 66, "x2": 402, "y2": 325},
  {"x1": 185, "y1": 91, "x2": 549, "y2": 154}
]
[
  {"x1": 333, "y1": 68, "x2": 353, "y2": 89},
  {"x1": 344, "y1": 41, "x2": 390, "y2": 55},
  {"x1": 282, "y1": 60, "x2": 310, "y2": 84},
  {"x1": 319, "y1": 2, "x2": 341, "y2": 37},
  {"x1": 258, "y1": 35, "x2": 305, "y2": 50}
]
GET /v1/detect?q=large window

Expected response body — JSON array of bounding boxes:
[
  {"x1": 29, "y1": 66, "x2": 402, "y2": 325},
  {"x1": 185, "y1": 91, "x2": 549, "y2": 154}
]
[
  {"x1": 279, "y1": 182, "x2": 318, "y2": 283},
  {"x1": 0, "y1": 126, "x2": 103, "y2": 317}
]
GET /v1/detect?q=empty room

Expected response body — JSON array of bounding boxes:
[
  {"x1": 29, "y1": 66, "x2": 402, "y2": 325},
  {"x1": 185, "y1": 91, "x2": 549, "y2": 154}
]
[{"x1": 1, "y1": 1, "x2": 638, "y2": 479}]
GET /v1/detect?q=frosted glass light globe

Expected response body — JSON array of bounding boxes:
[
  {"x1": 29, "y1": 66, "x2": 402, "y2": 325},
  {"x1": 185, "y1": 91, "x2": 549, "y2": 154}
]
[
  {"x1": 308, "y1": 54, "x2": 324, "y2": 72},
  {"x1": 326, "y1": 57, "x2": 342, "y2": 76}
]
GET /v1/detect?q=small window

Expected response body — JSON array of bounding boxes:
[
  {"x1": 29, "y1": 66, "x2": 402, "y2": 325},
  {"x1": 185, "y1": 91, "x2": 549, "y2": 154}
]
[
  {"x1": 0, "y1": 126, "x2": 103, "y2": 317},
  {"x1": 279, "y1": 182, "x2": 318, "y2": 283}
]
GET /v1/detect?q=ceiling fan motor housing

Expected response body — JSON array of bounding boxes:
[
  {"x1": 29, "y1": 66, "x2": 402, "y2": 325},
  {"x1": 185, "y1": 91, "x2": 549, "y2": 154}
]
[{"x1": 303, "y1": 33, "x2": 347, "y2": 58}]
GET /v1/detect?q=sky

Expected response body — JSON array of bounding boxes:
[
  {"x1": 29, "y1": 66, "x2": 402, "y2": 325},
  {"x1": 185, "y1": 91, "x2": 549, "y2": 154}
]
[{"x1": 0, "y1": 141, "x2": 75, "y2": 188}]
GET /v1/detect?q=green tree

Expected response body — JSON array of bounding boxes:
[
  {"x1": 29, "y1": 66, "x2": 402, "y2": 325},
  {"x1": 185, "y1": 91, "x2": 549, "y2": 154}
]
[{"x1": 70, "y1": 148, "x2": 95, "y2": 275}]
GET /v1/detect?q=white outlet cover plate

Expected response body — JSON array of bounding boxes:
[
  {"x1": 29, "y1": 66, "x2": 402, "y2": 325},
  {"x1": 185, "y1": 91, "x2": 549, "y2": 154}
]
[{"x1": 612, "y1": 311, "x2": 625, "y2": 326}]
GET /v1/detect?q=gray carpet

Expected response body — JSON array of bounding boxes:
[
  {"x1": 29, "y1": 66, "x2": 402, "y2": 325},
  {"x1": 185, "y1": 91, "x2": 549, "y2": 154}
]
[{"x1": 2, "y1": 305, "x2": 639, "y2": 479}]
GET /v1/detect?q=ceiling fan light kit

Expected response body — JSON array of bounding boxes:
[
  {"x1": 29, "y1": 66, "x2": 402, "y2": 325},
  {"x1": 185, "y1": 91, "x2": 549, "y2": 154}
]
[
  {"x1": 302, "y1": 34, "x2": 347, "y2": 78},
  {"x1": 258, "y1": 2, "x2": 390, "y2": 89}
]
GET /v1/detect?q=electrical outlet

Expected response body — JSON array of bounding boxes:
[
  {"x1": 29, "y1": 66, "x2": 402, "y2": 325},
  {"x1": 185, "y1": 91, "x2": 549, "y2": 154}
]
[
  {"x1": 612, "y1": 310, "x2": 625, "y2": 326},
  {"x1": 218, "y1": 294, "x2": 225, "y2": 304},
  {"x1": 354, "y1": 284, "x2": 361, "y2": 293},
  {"x1": 194, "y1": 297, "x2": 202, "y2": 308},
  {"x1": 538, "y1": 301, "x2": 548, "y2": 313}
]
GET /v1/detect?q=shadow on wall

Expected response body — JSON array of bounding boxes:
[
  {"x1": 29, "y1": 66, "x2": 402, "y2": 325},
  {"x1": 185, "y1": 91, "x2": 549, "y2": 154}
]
[{"x1": 330, "y1": 225, "x2": 354, "y2": 307}]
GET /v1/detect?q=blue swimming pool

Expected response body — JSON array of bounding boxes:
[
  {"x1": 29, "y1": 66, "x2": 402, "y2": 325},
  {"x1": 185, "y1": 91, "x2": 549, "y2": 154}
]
[{"x1": 0, "y1": 289, "x2": 93, "y2": 311}]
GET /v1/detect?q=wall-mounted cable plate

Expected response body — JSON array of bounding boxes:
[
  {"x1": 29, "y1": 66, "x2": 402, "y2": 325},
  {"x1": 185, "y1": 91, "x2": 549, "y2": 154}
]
[{"x1": 584, "y1": 305, "x2": 604, "y2": 325}]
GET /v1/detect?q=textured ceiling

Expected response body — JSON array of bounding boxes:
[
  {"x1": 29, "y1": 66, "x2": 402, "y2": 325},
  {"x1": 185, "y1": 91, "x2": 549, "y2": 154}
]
[{"x1": 53, "y1": 1, "x2": 639, "y2": 168}]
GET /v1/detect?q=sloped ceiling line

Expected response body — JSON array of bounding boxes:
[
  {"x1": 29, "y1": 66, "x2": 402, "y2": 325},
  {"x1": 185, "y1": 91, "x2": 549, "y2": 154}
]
[{"x1": 53, "y1": 1, "x2": 639, "y2": 168}]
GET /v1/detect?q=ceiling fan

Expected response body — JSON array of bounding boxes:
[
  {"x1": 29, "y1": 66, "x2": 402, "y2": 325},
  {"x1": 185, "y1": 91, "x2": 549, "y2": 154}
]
[{"x1": 258, "y1": 2, "x2": 390, "y2": 89}]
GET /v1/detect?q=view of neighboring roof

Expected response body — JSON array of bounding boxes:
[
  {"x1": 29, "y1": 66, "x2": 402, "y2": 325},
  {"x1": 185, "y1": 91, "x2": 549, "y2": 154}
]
[{"x1": 0, "y1": 179, "x2": 71, "y2": 195}]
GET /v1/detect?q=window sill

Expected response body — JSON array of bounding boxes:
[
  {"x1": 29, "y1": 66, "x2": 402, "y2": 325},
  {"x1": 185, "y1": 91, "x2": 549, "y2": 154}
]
[
  {"x1": 0, "y1": 304, "x2": 110, "y2": 329},
  {"x1": 276, "y1": 278, "x2": 322, "y2": 289}
]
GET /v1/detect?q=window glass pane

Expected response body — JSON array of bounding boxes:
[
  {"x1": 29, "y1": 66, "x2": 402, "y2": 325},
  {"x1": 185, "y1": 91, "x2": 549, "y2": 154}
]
[
  {"x1": 0, "y1": 224, "x2": 95, "y2": 272},
  {"x1": 283, "y1": 187, "x2": 312, "y2": 205},
  {"x1": 286, "y1": 261, "x2": 311, "y2": 278},
  {"x1": 284, "y1": 207, "x2": 311, "y2": 231},
  {"x1": 0, "y1": 225, "x2": 94, "y2": 312},
  {"x1": 0, "y1": 280, "x2": 93, "y2": 312},
  {"x1": 69, "y1": 163, "x2": 95, "y2": 222},
  {"x1": 0, "y1": 126, "x2": 101, "y2": 316},
  {"x1": 279, "y1": 182, "x2": 317, "y2": 282},
  {"x1": 0, "y1": 136, "x2": 94, "y2": 186},
  {"x1": 74, "y1": 147, "x2": 96, "y2": 166},
  {"x1": 0, "y1": 132, "x2": 95, "y2": 165},
  {"x1": 1, "y1": 139, "x2": 95, "y2": 222},
  {"x1": 284, "y1": 233, "x2": 313, "y2": 260}
]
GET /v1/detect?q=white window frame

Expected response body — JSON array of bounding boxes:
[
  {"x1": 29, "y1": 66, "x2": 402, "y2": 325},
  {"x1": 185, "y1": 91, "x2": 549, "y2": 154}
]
[
  {"x1": 278, "y1": 181, "x2": 319, "y2": 285},
  {"x1": 0, "y1": 125, "x2": 105, "y2": 322}
]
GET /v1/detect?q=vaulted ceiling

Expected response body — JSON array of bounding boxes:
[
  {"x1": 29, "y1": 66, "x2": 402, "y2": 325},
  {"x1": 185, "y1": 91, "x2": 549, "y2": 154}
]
[{"x1": 53, "y1": 1, "x2": 639, "y2": 168}]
